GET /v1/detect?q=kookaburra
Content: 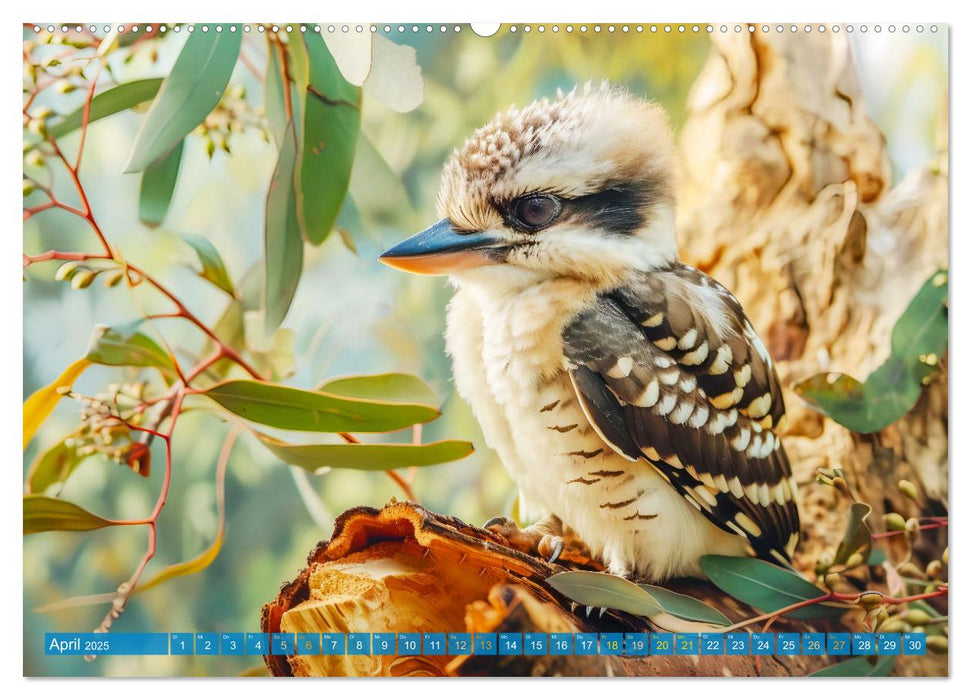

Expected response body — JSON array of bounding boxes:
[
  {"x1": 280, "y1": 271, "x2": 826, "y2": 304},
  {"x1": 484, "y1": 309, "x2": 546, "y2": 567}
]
[{"x1": 380, "y1": 84, "x2": 800, "y2": 582}]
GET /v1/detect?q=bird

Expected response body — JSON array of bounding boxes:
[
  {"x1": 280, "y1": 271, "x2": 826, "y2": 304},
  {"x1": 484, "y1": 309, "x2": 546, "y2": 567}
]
[{"x1": 379, "y1": 83, "x2": 800, "y2": 582}]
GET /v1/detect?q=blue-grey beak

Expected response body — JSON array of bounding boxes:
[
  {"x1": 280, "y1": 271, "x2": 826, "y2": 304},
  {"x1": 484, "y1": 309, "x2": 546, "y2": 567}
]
[{"x1": 379, "y1": 219, "x2": 502, "y2": 275}]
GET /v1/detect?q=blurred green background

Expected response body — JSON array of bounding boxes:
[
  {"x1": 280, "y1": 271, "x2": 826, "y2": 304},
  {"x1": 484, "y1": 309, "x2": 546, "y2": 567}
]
[{"x1": 23, "y1": 25, "x2": 946, "y2": 676}]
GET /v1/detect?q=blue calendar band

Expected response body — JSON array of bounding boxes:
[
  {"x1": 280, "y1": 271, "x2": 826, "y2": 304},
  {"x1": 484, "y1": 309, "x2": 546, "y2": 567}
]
[{"x1": 45, "y1": 631, "x2": 927, "y2": 657}]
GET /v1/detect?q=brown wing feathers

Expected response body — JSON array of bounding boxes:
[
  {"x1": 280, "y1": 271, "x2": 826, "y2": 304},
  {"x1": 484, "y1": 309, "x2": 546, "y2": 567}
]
[{"x1": 562, "y1": 264, "x2": 800, "y2": 565}]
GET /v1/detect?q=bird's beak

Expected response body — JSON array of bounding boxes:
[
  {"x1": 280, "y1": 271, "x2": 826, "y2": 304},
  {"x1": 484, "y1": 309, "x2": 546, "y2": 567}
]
[{"x1": 379, "y1": 219, "x2": 502, "y2": 275}]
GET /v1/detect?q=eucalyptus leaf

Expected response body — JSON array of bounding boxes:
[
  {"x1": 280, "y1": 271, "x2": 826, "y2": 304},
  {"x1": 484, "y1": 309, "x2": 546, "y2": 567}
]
[
  {"x1": 263, "y1": 120, "x2": 303, "y2": 331},
  {"x1": 23, "y1": 358, "x2": 89, "y2": 450},
  {"x1": 249, "y1": 328, "x2": 296, "y2": 382},
  {"x1": 25, "y1": 437, "x2": 89, "y2": 495},
  {"x1": 348, "y1": 133, "x2": 414, "y2": 225},
  {"x1": 795, "y1": 269, "x2": 947, "y2": 433},
  {"x1": 546, "y1": 571, "x2": 664, "y2": 617},
  {"x1": 124, "y1": 26, "x2": 241, "y2": 172},
  {"x1": 254, "y1": 432, "x2": 473, "y2": 471},
  {"x1": 180, "y1": 233, "x2": 234, "y2": 295},
  {"x1": 203, "y1": 379, "x2": 440, "y2": 433},
  {"x1": 319, "y1": 373, "x2": 439, "y2": 408},
  {"x1": 24, "y1": 495, "x2": 113, "y2": 535},
  {"x1": 46, "y1": 78, "x2": 163, "y2": 140},
  {"x1": 322, "y1": 30, "x2": 373, "y2": 85},
  {"x1": 810, "y1": 657, "x2": 894, "y2": 677},
  {"x1": 700, "y1": 555, "x2": 848, "y2": 620},
  {"x1": 638, "y1": 583, "x2": 732, "y2": 626},
  {"x1": 295, "y1": 33, "x2": 360, "y2": 245},
  {"x1": 263, "y1": 43, "x2": 288, "y2": 148},
  {"x1": 138, "y1": 139, "x2": 183, "y2": 227},
  {"x1": 834, "y1": 502, "x2": 873, "y2": 568},
  {"x1": 136, "y1": 529, "x2": 224, "y2": 593},
  {"x1": 85, "y1": 321, "x2": 175, "y2": 376}
]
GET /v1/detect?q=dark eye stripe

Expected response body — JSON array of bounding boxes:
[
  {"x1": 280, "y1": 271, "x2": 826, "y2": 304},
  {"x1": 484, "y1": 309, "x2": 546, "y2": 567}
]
[{"x1": 562, "y1": 182, "x2": 658, "y2": 236}]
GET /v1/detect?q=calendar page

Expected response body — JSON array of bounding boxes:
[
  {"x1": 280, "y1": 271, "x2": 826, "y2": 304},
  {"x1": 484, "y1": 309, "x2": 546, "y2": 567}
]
[{"x1": 22, "y1": 21, "x2": 948, "y2": 679}]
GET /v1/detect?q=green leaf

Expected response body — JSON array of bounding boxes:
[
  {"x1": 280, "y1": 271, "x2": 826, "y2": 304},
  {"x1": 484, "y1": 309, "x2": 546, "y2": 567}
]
[
  {"x1": 203, "y1": 379, "x2": 440, "y2": 433},
  {"x1": 810, "y1": 657, "x2": 894, "y2": 677},
  {"x1": 254, "y1": 432, "x2": 473, "y2": 471},
  {"x1": 264, "y1": 42, "x2": 288, "y2": 148},
  {"x1": 319, "y1": 373, "x2": 439, "y2": 407},
  {"x1": 25, "y1": 437, "x2": 89, "y2": 495},
  {"x1": 24, "y1": 495, "x2": 113, "y2": 535},
  {"x1": 637, "y1": 583, "x2": 732, "y2": 626},
  {"x1": 23, "y1": 358, "x2": 89, "y2": 450},
  {"x1": 46, "y1": 78, "x2": 163, "y2": 140},
  {"x1": 249, "y1": 328, "x2": 297, "y2": 382},
  {"x1": 85, "y1": 321, "x2": 176, "y2": 376},
  {"x1": 795, "y1": 269, "x2": 947, "y2": 433},
  {"x1": 347, "y1": 133, "x2": 414, "y2": 225},
  {"x1": 295, "y1": 33, "x2": 361, "y2": 245},
  {"x1": 124, "y1": 26, "x2": 241, "y2": 172},
  {"x1": 546, "y1": 571, "x2": 664, "y2": 617},
  {"x1": 699, "y1": 555, "x2": 848, "y2": 620},
  {"x1": 138, "y1": 139, "x2": 183, "y2": 227},
  {"x1": 180, "y1": 233, "x2": 234, "y2": 295},
  {"x1": 834, "y1": 502, "x2": 873, "y2": 568},
  {"x1": 263, "y1": 120, "x2": 303, "y2": 332}
]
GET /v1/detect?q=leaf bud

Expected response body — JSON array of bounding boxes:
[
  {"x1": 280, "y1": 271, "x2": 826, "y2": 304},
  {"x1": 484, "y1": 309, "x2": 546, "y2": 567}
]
[
  {"x1": 871, "y1": 606, "x2": 889, "y2": 629},
  {"x1": 859, "y1": 591, "x2": 884, "y2": 609},
  {"x1": 904, "y1": 609, "x2": 930, "y2": 626},
  {"x1": 54, "y1": 261, "x2": 80, "y2": 281},
  {"x1": 27, "y1": 118, "x2": 47, "y2": 137},
  {"x1": 103, "y1": 269, "x2": 125, "y2": 288},
  {"x1": 879, "y1": 618, "x2": 907, "y2": 634},
  {"x1": 898, "y1": 479, "x2": 919, "y2": 502},
  {"x1": 71, "y1": 269, "x2": 96, "y2": 289},
  {"x1": 897, "y1": 561, "x2": 926, "y2": 579},
  {"x1": 883, "y1": 512, "x2": 907, "y2": 532}
]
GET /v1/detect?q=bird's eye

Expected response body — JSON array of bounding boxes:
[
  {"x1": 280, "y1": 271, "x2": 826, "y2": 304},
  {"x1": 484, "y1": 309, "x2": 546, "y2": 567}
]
[{"x1": 512, "y1": 194, "x2": 561, "y2": 231}]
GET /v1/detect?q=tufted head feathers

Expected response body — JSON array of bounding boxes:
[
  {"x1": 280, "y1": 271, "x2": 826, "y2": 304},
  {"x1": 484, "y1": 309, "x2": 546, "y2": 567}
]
[
  {"x1": 438, "y1": 83, "x2": 674, "y2": 232},
  {"x1": 381, "y1": 83, "x2": 680, "y2": 285}
]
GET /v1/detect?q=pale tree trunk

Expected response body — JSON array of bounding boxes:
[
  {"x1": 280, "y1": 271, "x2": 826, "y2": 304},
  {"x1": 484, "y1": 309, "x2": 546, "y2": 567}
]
[
  {"x1": 675, "y1": 31, "x2": 947, "y2": 676},
  {"x1": 676, "y1": 30, "x2": 947, "y2": 563}
]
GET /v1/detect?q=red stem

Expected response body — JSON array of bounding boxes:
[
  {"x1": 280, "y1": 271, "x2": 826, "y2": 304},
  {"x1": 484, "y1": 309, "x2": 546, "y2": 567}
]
[
  {"x1": 872, "y1": 519, "x2": 948, "y2": 540},
  {"x1": 722, "y1": 586, "x2": 948, "y2": 633}
]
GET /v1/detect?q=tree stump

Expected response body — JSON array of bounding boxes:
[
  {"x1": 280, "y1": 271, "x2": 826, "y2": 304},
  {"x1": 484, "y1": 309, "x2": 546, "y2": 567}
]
[{"x1": 261, "y1": 501, "x2": 828, "y2": 677}]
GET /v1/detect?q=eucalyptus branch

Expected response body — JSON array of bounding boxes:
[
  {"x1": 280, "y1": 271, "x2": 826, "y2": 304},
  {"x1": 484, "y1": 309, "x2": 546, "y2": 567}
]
[{"x1": 720, "y1": 585, "x2": 949, "y2": 634}]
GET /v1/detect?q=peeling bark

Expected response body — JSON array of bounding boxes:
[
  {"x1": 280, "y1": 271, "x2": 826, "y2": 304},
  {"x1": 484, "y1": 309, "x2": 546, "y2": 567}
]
[{"x1": 262, "y1": 501, "x2": 827, "y2": 677}]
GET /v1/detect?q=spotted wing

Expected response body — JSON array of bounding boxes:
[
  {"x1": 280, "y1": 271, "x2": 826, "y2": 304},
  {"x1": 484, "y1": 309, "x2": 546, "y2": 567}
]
[{"x1": 561, "y1": 266, "x2": 800, "y2": 565}]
